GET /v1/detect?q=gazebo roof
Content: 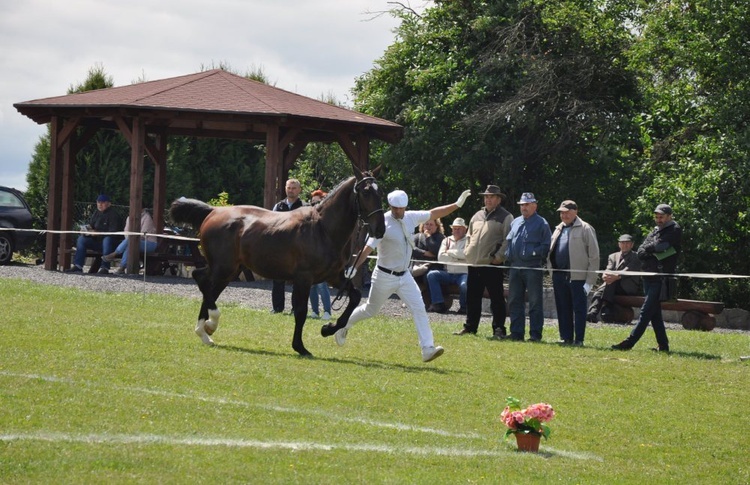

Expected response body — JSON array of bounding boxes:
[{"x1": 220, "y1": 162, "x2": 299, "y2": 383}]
[
  {"x1": 15, "y1": 68, "x2": 402, "y2": 273},
  {"x1": 14, "y1": 69, "x2": 402, "y2": 143}
]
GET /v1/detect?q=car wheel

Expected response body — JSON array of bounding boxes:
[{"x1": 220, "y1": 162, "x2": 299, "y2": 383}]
[{"x1": 0, "y1": 233, "x2": 14, "y2": 265}]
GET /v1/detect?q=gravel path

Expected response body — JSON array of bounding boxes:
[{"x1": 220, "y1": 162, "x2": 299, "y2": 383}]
[{"x1": 2, "y1": 263, "x2": 745, "y2": 335}]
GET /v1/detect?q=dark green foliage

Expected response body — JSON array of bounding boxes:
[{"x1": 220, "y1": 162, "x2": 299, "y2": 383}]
[{"x1": 354, "y1": 0, "x2": 641, "y2": 251}]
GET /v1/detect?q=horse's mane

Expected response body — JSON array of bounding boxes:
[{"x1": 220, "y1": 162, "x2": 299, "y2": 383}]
[{"x1": 316, "y1": 174, "x2": 363, "y2": 211}]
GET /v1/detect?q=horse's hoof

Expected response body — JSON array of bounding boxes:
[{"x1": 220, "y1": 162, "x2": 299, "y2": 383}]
[
  {"x1": 195, "y1": 331, "x2": 215, "y2": 346},
  {"x1": 293, "y1": 343, "x2": 313, "y2": 357},
  {"x1": 195, "y1": 320, "x2": 215, "y2": 346},
  {"x1": 321, "y1": 323, "x2": 338, "y2": 337},
  {"x1": 206, "y1": 309, "x2": 220, "y2": 335}
]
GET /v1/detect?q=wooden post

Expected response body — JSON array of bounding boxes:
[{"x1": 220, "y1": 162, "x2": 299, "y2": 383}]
[
  {"x1": 126, "y1": 117, "x2": 145, "y2": 275},
  {"x1": 44, "y1": 117, "x2": 63, "y2": 270},
  {"x1": 264, "y1": 124, "x2": 280, "y2": 209}
]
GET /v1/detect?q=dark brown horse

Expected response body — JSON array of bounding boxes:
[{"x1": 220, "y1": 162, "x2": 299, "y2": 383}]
[{"x1": 169, "y1": 166, "x2": 385, "y2": 356}]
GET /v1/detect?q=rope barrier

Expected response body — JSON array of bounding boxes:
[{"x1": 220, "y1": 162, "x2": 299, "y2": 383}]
[{"x1": 3, "y1": 226, "x2": 750, "y2": 280}]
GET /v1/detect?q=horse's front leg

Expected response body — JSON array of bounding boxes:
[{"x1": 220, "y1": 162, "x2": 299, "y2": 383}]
[
  {"x1": 321, "y1": 281, "x2": 361, "y2": 337},
  {"x1": 291, "y1": 283, "x2": 313, "y2": 357}
]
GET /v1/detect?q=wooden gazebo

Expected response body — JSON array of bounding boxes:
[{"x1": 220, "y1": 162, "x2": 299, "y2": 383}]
[{"x1": 14, "y1": 69, "x2": 403, "y2": 273}]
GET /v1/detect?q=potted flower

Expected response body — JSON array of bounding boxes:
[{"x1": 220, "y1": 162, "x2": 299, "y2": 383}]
[{"x1": 500, "y1": 396, "x2": 555, "y2": 452}]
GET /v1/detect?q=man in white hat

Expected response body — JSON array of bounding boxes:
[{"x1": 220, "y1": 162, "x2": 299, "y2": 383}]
[
  {"x1": 425, "y1": 217, "x2": 470, "y2": 314},
  {"x1": 334, "y1": 188, "x2": 471, "y2": 362}
]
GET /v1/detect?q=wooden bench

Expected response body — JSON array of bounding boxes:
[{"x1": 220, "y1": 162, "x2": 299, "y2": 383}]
[
  {"x1": 142, "y1": 238, "x2": 206, "y2": 276},
  {"x1": 77, "y1": 239, "x2": 206, "y2": 276},
  {"x1": 611, "y1": 295, "x2": 725, "y2": 331}
]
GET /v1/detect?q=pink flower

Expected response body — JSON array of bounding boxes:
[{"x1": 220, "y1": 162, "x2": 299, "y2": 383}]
[
  {"x1": 500, "y1": 407, "x2": 517, "y2": 428},
  {"x1": 525, "y1": 403, "x2": 555, "y2": 422}
]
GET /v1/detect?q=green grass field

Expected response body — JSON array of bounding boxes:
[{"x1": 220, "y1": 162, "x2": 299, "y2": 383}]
[{"x1": 1, "y1": 278, "x2": 749, "y2": 483}]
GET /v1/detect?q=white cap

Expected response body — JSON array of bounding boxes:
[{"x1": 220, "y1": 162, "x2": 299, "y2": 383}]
[{"x1": 387, "y1": 190, "x2": 408, "y2": 208}]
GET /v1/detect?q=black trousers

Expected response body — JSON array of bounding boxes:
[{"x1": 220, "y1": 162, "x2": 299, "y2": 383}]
[
  {"x1": 272, "y1": 280, "x2": 286, "y2": 312},
  {"x1": 464, "y1": 265, "x2": 506, "y2": 333}
]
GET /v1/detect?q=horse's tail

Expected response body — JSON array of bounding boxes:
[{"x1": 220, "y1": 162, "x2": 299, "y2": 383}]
[{"x1": 169, "y1": 197, "x2": 214, "y2": 228}]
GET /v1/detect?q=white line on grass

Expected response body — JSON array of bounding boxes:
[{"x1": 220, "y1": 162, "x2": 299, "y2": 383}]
[
  {"x1": 1, "y1": 371, "x2": 602, "y2": 461},
  {"x1": 1, "y1": 371, "x2": 480, "y2": 439},
  {"x1": 0, "y1": 431, "x2": 503, "y2": 457},
  {"x1": 0, "y1": 432, "x2": 601, "y2": 460}
]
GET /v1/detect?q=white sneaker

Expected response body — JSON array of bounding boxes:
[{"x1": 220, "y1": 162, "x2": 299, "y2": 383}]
[
  {"x1": 322, "y1": 311, "x2": 331, "y2": 321},
  {"x1": 334, "y1": 327, "x2": 348, "y2": 347},
  {"x1": 310, "y1": 312, "x2": 320, "y2": 319},
  {"x1": 422, "y1": 345, "x2": 444, "y2": 362}
]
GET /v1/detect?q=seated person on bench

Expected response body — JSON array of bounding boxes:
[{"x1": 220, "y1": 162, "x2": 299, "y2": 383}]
[
  {"x1": 66, "y1": 194, "x2": 123, "y2": 274},
  {"x1": 103, "y1": 207, "x2": 157, "y2": 275},
  {"x1": 587, "y1": 234, "x2": 641, "y2": 322},
  {"x1": 426, "y1": 217, "x2": 469, "y2": 314}
]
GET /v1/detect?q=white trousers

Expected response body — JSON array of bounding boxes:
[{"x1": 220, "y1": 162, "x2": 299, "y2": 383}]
[{"x1": 346, "y1": 267, "x2": 435, "y2": 349}]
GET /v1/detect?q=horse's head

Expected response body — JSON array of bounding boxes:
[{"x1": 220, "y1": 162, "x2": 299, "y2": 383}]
[{"x1": 353, "y1": 167, "x2": 386, "y2": 239}]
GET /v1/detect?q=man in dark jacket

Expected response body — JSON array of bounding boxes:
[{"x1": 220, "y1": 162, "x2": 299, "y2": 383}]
[
  {"x1": 612, "y1": 204, "x2": 682, "y2": 352},
  {"x1": 587, "y1": 234, "x2": 642, "y2": 323},
  {"x1": 66, "y1": 194, "x2": 124, "y2": 274},
  {"x1": 271, "y1": 179, "x2": 305, "y2": 313}
]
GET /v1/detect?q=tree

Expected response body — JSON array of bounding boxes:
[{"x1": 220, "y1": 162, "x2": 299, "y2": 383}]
[{"x1": 354, "y1": 0, "x2": 641, "y2": 246}]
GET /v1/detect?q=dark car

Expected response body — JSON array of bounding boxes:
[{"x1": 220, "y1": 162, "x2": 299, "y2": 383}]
[{"x1": 0, "y1": 186, "x2": 36, "y2": 264}]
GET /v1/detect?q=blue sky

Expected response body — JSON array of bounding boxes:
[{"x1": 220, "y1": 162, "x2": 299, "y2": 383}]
[{"x1": 0, "y1": 0, "x2": 419, "y2": 191}]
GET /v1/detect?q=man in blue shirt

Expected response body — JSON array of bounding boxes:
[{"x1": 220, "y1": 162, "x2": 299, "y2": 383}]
[{"x1": 505, "y1": 193, "x2": 552, "y2": 341}]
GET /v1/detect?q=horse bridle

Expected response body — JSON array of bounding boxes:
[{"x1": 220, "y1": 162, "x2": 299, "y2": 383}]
[{"x1": 353, "y1": 176, "x2": 384, "y2": 224}]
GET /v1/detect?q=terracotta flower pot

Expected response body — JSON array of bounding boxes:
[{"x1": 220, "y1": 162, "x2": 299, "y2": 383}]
[{"x1": 514, "y1": 432, "x2": 541, "y2": 452}]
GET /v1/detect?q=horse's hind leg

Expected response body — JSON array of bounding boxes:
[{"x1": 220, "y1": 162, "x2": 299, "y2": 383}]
[
  {"x1": 192, "y1": 267, "x2": 216, "y2": 345},
  {"x1": 193, "y1": 265, "x2": 236, "y2": 345}
]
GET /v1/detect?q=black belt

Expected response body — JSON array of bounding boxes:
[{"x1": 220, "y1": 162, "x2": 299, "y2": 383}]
[{"x1": 377, "y1": 266, "x2": 406, "y2": 277}]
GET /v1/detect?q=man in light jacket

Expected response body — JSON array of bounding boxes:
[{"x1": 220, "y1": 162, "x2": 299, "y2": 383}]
[
  {"x1": 455, "y1": 185, "x2": 514, "y2": 337},
  {"x1": 549, "y1": 200, "x2": 600, "y2": 346}
]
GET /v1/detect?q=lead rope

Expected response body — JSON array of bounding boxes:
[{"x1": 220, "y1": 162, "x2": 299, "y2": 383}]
[{"x1": 330, "y1": 220, "x2": 369, "y2": 312}]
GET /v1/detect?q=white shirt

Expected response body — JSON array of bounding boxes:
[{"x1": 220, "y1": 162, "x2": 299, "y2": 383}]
[{"x1": 367, "y1": 210, "x2": 431, "y2": 272}]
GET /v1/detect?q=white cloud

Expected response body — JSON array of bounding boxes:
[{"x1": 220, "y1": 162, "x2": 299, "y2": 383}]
[{"x1": 0, "y1": 0, "x2": 419, "y2": 191}]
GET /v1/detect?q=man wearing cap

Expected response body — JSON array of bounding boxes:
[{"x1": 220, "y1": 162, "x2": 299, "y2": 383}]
[
  {"x1": 334, "y1": 188, "x2": 471, "y2": 362},
  {"x1": 504, "y1": 192, "x2": 552, "y2": 341},
  {"x1": 66, "y1": 194, "x2": 124, "y2": 273},
  {"x1": 425, "y1": 217, "x2": 469, "y2": 314},
  {"x1": 612, "y1": 204, "x2": 682, "y2": 352},
  {"x1": 587, "y1": 234, "x2": 641, "y2": 323},
  {"x1": 549, "y1": 200, "x2": 600, "y2": 346},
  {"x1": 455, "y1": 185, "x2": 513, "y2": 337}
]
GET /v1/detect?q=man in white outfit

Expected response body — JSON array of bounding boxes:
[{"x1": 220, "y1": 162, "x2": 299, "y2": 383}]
[{"x1": 335, "y1": 188, "x2": 471, "y2": 362}]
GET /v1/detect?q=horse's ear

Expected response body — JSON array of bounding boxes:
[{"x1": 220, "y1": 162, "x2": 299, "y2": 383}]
[
  {"x1": 371, "y1": 164, "x2": 382, "y2": 177},
  {"x1": 351, "y1": 162, "x2": 363, "y2": 180}
]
